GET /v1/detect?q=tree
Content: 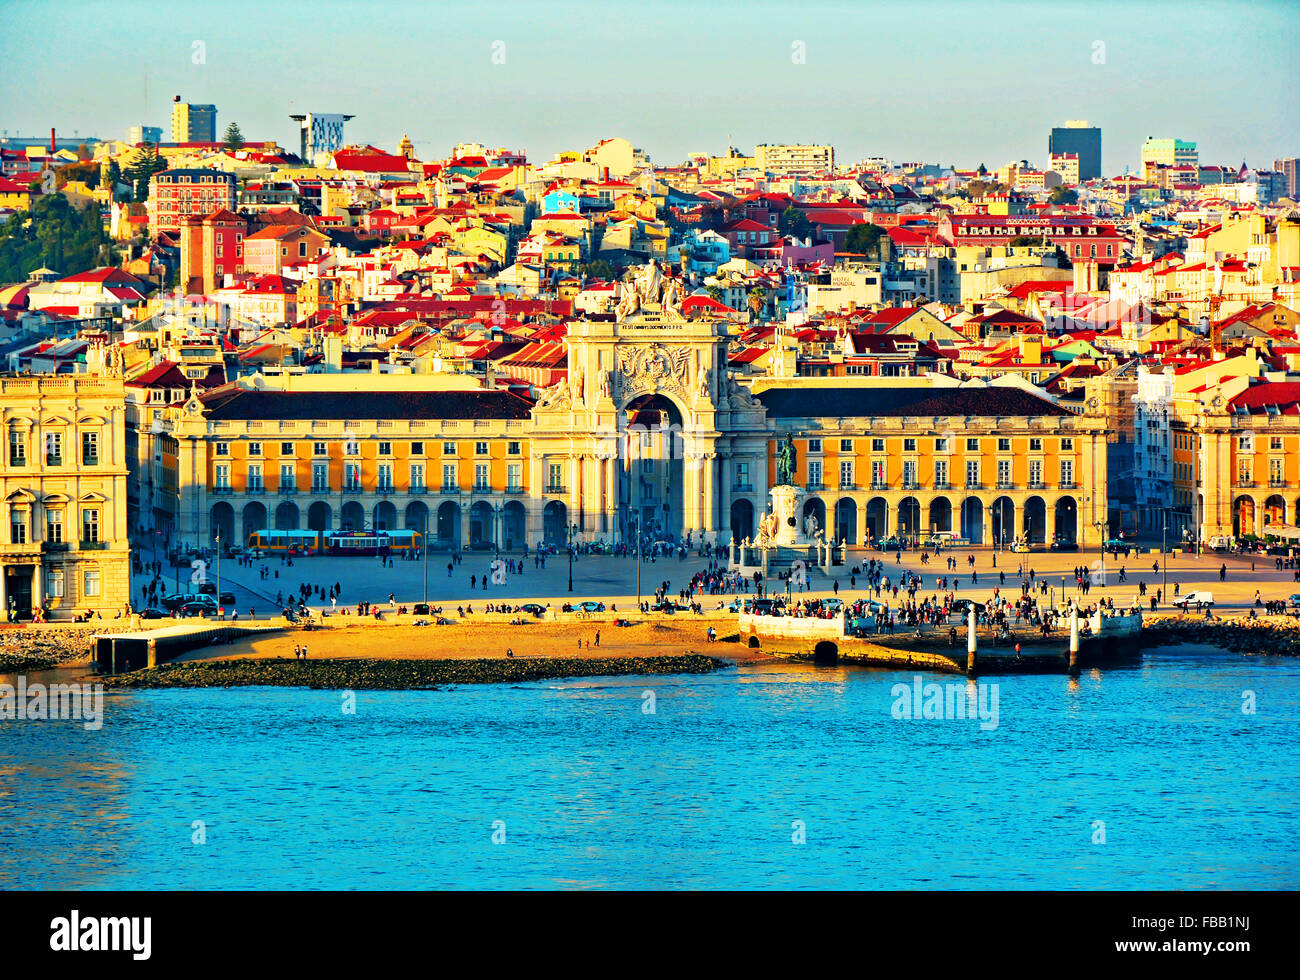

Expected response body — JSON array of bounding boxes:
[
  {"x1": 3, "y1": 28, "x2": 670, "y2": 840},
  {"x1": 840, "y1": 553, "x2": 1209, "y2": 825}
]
[
  {"x1": 122, "y1": 143, "x2": 167, "y2": 202},
  {"x1": 578, "y1": 259, "x2": 613, "y2": 281},
  {"x1": 1009, "y1": 235, "x2": 1048, "y2": 247},
  {"x1": 223, "y1": 122, "x2": 245, "y2": 152},
  {"x1": 0, "y1": 192, "x2": 111, "y2": 285},
  {"x1": 844, "y1": 222, "x2": 886, "y2": 260},
  {"x1": 705, "y1": 284, "x2": 725, "y2": 303},
  {"x1": 779, "y1": 206, "x2": 813, "y2": 241},
  {"x1": 747, "y1": 286, "x2": 768, "y2": 319},
  {"x1": 1049, "y1": 186, "x2": 1079, "y2": 205}
]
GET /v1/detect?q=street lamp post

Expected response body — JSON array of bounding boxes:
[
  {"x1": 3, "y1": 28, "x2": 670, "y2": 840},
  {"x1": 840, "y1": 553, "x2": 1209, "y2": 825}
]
[
  {"x1": 1095, "y1": 520, "x2": 1106, "y2": 587},
  {"x1": 567, "y1": 522, "x2": 576, "y2": 593},
  {"x1": 1162, "y1": 511, "x2": 1168, "y2": 598},
  {"x1": 215, "y1": 529, "x2": 221, "y2": 617},
  {"x1": 422, "y1": 520, "x2": 428, "y2": 605}
]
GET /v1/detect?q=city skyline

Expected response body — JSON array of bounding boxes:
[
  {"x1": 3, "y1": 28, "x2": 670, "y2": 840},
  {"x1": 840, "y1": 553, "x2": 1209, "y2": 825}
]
[{"x1": 1, "y1": 0, "x2": 1296, "y2": 172}]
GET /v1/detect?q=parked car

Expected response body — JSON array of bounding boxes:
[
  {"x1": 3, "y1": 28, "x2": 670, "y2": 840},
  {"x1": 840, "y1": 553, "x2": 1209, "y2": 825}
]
[
  {"x1": 1207, "y1": 536, "x2": 1231, "y2": 551},
  {"x1": 1049, "y1": 536, "x2": 1078, "y2": 552},
  {"x1": 520, "y1": 603, "x2": 546, "y2": 617},
  {"x1": 576, "y1": 601, "x2": 606, "y2": 613},
  {"x1": 949, "y1": 598, "x2": 987, "y2": 616},
  {"x1": 162, "y1": 592, "x2": 206, "y2": 611},
  {"x1": 139, "y1": 607, "x2": 170, "y2": 620},
  {"x1": 412, "y1": 603, "x2": 432, "y2": 616},
  {"x1": 197, "y1": 582, "x2": 217, "y2": 595},
  {"x1": 179, "y1": 598, "x2": 218, "y2": 617},
  {"x1": 219, "y1": 591, "x2": 236, "y2": 606},
  {"x1": 820, "y1": 597, "x2": 843, "y2": 613},
  {"x1": 1173, "y1": 591, "x2": 1214, "y2": 609}
]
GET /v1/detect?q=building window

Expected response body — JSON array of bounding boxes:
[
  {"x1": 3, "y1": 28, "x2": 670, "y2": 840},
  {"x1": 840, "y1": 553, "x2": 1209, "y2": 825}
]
[
  {"x1": 344, "y1": 463, "x2": 361, "y2": 491},
  {"x1": 248, "y1": 442, "x2": 262, "y2": 456},
  {"x1": 312, "y1": 463, "x2": 328, "y2": 492},
  {"x1": 378, "y1": 463, "x2": 393, "y2": 492},
  {"x1": 247, "y1": 464, "x2": 263, "y2": 492},
  {"x1": 281, "y1": 442, "x2": 294, "y2": 456},
  {"x1": 808, "y1": 460, "x2": 822, "y2": 487},
  {"x1": 10, "y1": 508, "x2": 27, "y2": 544},
  {"x1": 507, "y1": 463, "x2": 522, "y2": 491},
  {"x1": 547, "y1": 463, "x2": 563, "y2": 491},
  {"x1": 997, "y1": 459, "x2": 1012, "y2": 486},
  {"x1": 839, "y1": 460, "x2": 854, "y2": 488},
  {"x1": 410, "y1": 463, "x2": 425, "y2": 491},
  {"x1": 871, "y1": 438, "x2": 884, "y2": 452},
  {"x1": 808, "y1": 438, "x2": 822, "y2": 453},
  {"x1": 215, "y1": 442, "x2": 230, "y2": 456},
  {"x1": 82, "y1": 431, "x2": 99, "y2": 465},
  {"x1": 507, "y1": 441, "x2": 520, "y2": 455},
  {"x1": 1060, "y1": 459, "x2": 1075, "y2": 487},
  {"x1": 443, "y1": 442, "x2": 456, "y2": 456},
  {"x1": 966, "y1": 438, "x2": 979, "y2": 452},
  {"x1": 47, "y1": 568, "x2": 65, "y2": 598},
  {"x1": 903, "y1": 438, "x2": 917, "y2": 452},
  {"x1": 966, "y1": 460, "x2": 980, "y2": 487},
  {"x1": 475, "y1": 441, "x2": 489, "y2": 456},
  {"x1": 840, "y1": 439, "x2": 854, "y2": 453},
  {"x1": 84, "y1": 569, "x2": 100, "y2": 598},
  {"x1": 935, "y1": 437, "x2": 949, "y2": 452},
  {"x1": 474, "y1": 463, "x2": 489, "y2": 490},
  {"x1": 903, "y1": 459, "x2": 918, "y2": 486},
  {"x1": 81, "y1": 507, "x2": 99, "y2": 544},
  {"x1": 998, "y1": 438, "x2": 1011, "y2": 452},
  {"x1": 1061, "y1": 438, "x2": 1074, "y2": 451},
  {"x1": 935, "y1": 459, "x2": 949, "y2": 487},
  {"x1": 45, "y1": 432, "x2": 62, "y2": 466},
  {"x1": 45, "y1": 507, "x2": 63, "y2": 543},
  {"x1": 411, "y1": 442, "x2": 424, "y2": 456},
  {"x1": 735, "y1": 462, "x2": 750, "y2": 488},
  {"x1": 376, "y1": 442, "x2": 391, "y2": 456},
  {"x1": 280, "y1": 464, "x2": 296, "y2": 491},
  {"x1": 215, "y1": 464, "x2": 231, "y2": 489},
  {"x1": 8, "y1": 428, "x2": 25, "y2": 466},
  {"x1": 1029, "y1": 459, "x2": 1043, "y2": 487},
  {"x1": 1271, "y1": 437, "x2": 1283, "y2": 450},
  {"x1": 1029, "y1": 437, "x2": 1042, "y2": 452}
]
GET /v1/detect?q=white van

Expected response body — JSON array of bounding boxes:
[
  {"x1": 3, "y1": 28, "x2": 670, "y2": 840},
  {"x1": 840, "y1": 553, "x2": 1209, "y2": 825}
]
[
  {"x1": 1207, "y1": 536, "x2": 1231, "y2": 551},
  {"x1": 927, "y1": 531, "x2": 958, "y2": 547}
]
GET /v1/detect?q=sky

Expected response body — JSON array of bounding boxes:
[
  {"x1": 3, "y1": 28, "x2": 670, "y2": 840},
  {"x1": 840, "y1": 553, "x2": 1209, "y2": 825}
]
[{"x1": 2, "y1": 0, "x2": 1296, "y2": 174}]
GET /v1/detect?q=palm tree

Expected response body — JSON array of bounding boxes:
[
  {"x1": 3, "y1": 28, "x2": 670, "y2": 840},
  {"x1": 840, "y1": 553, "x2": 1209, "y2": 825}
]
[{"x1": 747, "y1": 286, "x2": 768, "y2": 319}]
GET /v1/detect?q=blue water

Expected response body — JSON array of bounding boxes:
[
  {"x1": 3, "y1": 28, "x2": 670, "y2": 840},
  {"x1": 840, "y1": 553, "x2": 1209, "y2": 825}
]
[{"x1": 2, "y1": 646, "x2": 1297, "y2": 889}]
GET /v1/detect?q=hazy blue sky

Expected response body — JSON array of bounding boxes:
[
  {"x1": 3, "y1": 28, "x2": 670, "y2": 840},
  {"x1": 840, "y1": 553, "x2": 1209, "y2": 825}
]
[{"x1": 2, "y1": 0, "x2": 1296, "y2": 173}]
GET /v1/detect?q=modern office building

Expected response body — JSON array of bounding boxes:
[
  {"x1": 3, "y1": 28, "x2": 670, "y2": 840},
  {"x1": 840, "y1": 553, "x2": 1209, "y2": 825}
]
[
  {"x1": 1274, "y1": 158, "x2": 1299, "y2": 199},
  {"x1": 290, "y1": 112, "x2": 355, "y2": 165},
  {"x1": 126, "y1": 124, "x2": 163, "y2": 145},
  {"x1": 170, "y1": 97, "x2": 217, "y2": 143},
  {"x1": 1141, "y1": 138, "x2": 1198, "y2": 172},
  {"x1": 1048, "y1": 121, "x2": 1101, "y2": 181},
  {"x1": 754, "y1": 144, "x2": 834, "y2": 175}
]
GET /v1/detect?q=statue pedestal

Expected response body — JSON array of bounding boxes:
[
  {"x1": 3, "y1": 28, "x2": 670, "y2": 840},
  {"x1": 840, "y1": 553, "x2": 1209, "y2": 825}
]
[{"x1": 769, "y1": 485, "x2": 806, "y2": 547}]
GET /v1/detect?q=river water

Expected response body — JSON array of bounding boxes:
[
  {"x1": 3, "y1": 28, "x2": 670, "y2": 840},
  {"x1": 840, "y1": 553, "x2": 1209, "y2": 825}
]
[{"x1": 2, "y1": 644, "x2": 1297, "y2": 889}]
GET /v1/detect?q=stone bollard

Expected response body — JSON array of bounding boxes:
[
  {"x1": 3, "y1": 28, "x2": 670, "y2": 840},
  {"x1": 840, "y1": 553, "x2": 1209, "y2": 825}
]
[
  {"x1": 966, "y1": 607, "x2": 977, "y2": 674},
  {"x1": 1068, "y1": 607, "x2": 1080, "y2": 674}
]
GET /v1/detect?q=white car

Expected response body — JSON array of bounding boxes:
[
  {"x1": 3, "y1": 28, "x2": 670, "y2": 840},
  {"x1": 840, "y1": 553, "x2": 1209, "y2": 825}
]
[{"x1": 1173, "y1": 591, "x2": 1214, "y2": 608}]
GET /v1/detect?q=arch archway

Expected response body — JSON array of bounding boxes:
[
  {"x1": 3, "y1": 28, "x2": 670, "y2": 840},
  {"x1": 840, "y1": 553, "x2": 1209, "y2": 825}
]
[
  {"x1": 210, "y1": 502, "x2": 235, "y2": 545},
  {"x1": 835, "y1": 498, "x2": 857, "y2": 544},
  {"x1": 928, "y1": 497, "x2": 953, "y2": 536},
  {"x1": 865, "y1": 496, "x2": 888, "y2": 544},
  {"x1": 1262, "y1": 494, "x2": 1286, "y2": 528},
  {"x1": 436, "y1": 501, "x2": 461, "y2": 548},
  {"x1": 897, "y1": 496, "x2": 922, "y2": 542},
  {"x1": 307, "y1": 501, "x2": 332, "y2": 533},
  {"x1": 991, "y1": 496, "x2": 1014, "y2": 547},
  {"x1": 341, "y1": 500, "x2": 365, "y2": 532},
  {"x1": 1233, "y1": 495, "x2": 1256, "y2": 537},
  {"x1": 730, "y1": 498, "x2": 754, "y2": 543},
  {"x1": 1054, "y1": 497, "x2": 1077, "y2": 544},
  {"x1": 812, "y1": 640, "x2": 838, "y2": 665},
  {"x1": 374, "y1": 501, "x2": 397, "y2": 531},
  {"x1": 470, "y1": 501, "x2": 495, "y2": 548},
  {"x1": 961, "y1": 497, "x2": 984, "y2": 544},
  {"x1": 543, "y1": 500, "x2": 568, "y2": 547},
  {"x1": 274, "y1": 500, "x2": 300, "y2": 531},
  {"x1": 502, "y1": 501, "x2": 526, "y2": 550},
  {"x1": 241, "y1": 501, "x2": 267, "y2": 540},
  {"x1": 404, "y1": 500, "x2": 429, "y2": 533},
  {"x1": 1024, "y1": 496, "x2": 1046, "y2": 544},
  {"x1": 623, "y1": 393, "x2": 685, "y2": 540}
]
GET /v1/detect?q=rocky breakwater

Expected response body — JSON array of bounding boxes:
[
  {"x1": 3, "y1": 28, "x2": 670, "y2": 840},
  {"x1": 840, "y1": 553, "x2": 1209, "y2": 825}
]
[
  {"x1": 1142, "y1": 614, "x2": 1300, "y2": 656},
  {"x1": 100, "y1": 654, "x2": 731, "y2": 690},
  {"x1": 0, "y1": 623, "x2": 139, "y2": 672}
]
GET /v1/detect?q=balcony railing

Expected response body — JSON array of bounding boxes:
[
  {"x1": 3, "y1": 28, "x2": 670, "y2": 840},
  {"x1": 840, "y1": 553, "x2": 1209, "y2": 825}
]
[
  {"x1": 212, "y1": 486, "x2": 234, "y2": 495},
  {"x1": 312, "y1": 482, "x2": 330, "y2": 494},
  {"x1": 472, "y1": 483, "x2": 493, "y2": 494},
  {"x1": 505, "y1": 485, "x2": 525, "y2": 495},
  {"x1": 965, "y1": 480, "x2": 983, "y2": 490},
  {"x1": 1028, "y1": 480, "x2": 1046, "y2": 490},
  {"x1": 409, "y1": 484, "x2": 427, "y2": 494},
  {"x1": 246, "y1": 485, "x2": 265, "y2": 495},
  {"x1": 545, "y1": 484, "x2": 566, "y2": 494},
  {"x1": 1269, "y1": 478, "x2": 1287, "y2": 488},
  {"x1": 1060, "y1": 481, "x2": 1077, "y2": 490},
  {"x1": 278, "y1": 485, "x2": 297, "y2": 495},
  {"x1": 343, "y1": 485, "x2": 363, "y2": 494},
  {"x1": 839, "y1": 481, "x2": 858, "y2": 491},
  {"x1": 869, "y1": 481, "x2": 888, "y2": 491},
  {"x1": 377, "y1": 484, "x2": 395, "y2": 495},
  {"x1": 996, "y1": 481, "x2": 1016, "y2": 490},
  {"x1": 46, "y1": 455, "x2": 62, "y2": 467},
  {"x1": 1235, "y1": 479, "x2": 1255, "y2": 488},
  {"x1": 902, "y1": 479, "x2": 920, "y2": 490},
  {"x1": 806, "y1": 482, "x2": 826, "y2": 491},
  {"x1": 934, "y1": 481, "x2": 951, "y2": 491},
  {"x1": 83, "y1": 455, "x2": 99, "y2": 467},
  {"x1": 80, "y1": 540, "x2": 108, "y2": 550},
  {"x1": 440, "y1": 483, "x2": 460, "y2": 494}
]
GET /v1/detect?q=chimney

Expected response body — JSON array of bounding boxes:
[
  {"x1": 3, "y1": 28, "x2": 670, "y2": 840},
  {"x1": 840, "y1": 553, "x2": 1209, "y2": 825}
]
[{"x1": 50, "y1": 127, "x2": 55, "y2": 152}]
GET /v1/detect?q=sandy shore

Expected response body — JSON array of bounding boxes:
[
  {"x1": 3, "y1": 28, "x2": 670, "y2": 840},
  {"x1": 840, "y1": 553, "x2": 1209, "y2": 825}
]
[{"x1": 174, "y1": 619, "x2": 767, "y2": 666}]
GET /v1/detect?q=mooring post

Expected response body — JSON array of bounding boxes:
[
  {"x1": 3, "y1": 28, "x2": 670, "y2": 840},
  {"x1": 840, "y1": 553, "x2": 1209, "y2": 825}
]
[
  {"x1": 966, "y1": 606, "x2": 977, "y2": 674},
  {"x1": 1069, "y1": 606, "x2": 1080, "y2": 674}
]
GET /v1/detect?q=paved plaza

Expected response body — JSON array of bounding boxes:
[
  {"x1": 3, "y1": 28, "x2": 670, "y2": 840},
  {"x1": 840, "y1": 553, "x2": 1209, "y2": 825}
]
[{"x1": 129, "y1": 537, "x2": 1300, "y2": 620}]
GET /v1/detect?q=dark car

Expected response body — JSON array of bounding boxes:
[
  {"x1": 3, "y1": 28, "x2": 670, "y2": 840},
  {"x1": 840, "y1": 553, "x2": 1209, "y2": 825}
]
[
  {"x1": 162, "y1": 592, "x2": 201, "y2": 611},
  {"x1": 520, "y1": 603, "x2": 546, "y2": 617},
  {"x1": 139, "y1": 607, "x2": 170, "y2": 620},
  {"x1": 576, "y1": 601, "x2": 606, "y2": 613},
  {"x1": 178, "y1": 599, "x2": 218, "y2": 617},
  {"x1": 197, "y1": 582, "x2": 217, "y2": 595},
  {"x1": 949, "y1": 599, "x2": 987, "y2": 616},
  {"x1": 219, "y1": 591, "x2": 236, "y2": 606},
  {"x1": 412, "y1": 603, "x2": 432, "y2": 616}
]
